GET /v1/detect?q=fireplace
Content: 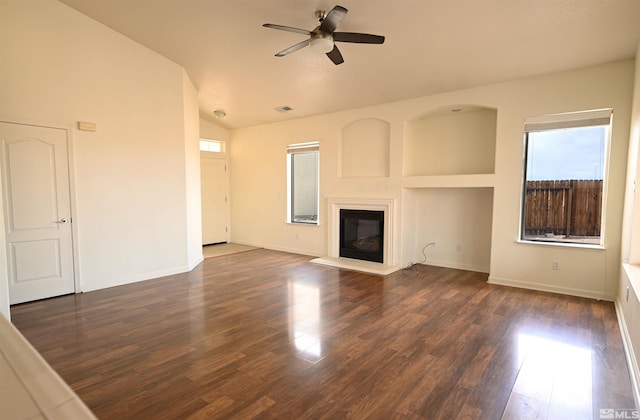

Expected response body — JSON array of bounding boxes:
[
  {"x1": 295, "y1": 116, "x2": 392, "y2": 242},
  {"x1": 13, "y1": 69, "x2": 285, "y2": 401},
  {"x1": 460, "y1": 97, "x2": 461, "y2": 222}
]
[
  {"x1": 339, "y1": 209, "x2": 384, "y2": 263},
  {"x1": 310, "y1": 198, "x2": 398, "y2": 275}
]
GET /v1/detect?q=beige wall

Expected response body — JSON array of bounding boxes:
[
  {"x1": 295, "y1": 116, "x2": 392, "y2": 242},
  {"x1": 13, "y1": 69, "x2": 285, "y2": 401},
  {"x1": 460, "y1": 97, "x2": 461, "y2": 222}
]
[
  {"x1": 0, "y1": 0, "x2": 200, "y2": 316},
  {"x1": 230, "y1": 60, "x2": 634, "y2": 301}
]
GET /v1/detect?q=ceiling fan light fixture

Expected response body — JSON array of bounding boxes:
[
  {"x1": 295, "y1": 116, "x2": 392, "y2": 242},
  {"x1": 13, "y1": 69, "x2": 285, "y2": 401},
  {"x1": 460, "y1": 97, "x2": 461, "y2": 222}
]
[{"x1": 309, "y1": 35, "x2": 334, "y2": 54}]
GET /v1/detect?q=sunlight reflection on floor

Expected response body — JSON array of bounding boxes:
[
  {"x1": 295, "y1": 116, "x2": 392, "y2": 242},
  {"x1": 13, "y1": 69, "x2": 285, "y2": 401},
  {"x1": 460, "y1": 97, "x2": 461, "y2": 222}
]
[
  {"x1": 288, "y1": 282, "x2": 322, "y2": 360},
  {"x1": 502, "y1": 332, "x2": 592, "y2": 419}
]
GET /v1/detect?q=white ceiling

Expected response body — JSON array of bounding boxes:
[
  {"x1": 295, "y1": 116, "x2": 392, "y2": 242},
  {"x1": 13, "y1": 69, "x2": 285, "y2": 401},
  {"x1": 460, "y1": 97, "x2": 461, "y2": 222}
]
[{"x1": 58, "y1": 0, "x2": 640, "y2": 129}]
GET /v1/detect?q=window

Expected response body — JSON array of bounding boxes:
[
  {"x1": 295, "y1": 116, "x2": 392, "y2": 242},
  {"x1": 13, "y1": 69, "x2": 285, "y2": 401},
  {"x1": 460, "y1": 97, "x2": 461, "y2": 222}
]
[
  {"x1": 200, "y1": 139, "x2": 224, "y2": 153},
  {"x1": 287, "y1": 142, "x2": 319, "y2": 224},
  {"x1": 521, "y1": 109, "x2": 612, "y2": 245}
]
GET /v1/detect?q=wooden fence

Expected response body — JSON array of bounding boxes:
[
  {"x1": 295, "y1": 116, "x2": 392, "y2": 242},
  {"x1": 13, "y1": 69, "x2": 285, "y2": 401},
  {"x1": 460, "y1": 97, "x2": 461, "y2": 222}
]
[{"x1": 523, "y1": 179, "x2": 602, "y2": 238}]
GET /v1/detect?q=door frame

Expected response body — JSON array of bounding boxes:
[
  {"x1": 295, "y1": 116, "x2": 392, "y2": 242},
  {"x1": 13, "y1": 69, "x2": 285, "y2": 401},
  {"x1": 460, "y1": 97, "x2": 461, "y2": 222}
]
[
  {"x1": 200, "y1": 149, "x2": 230, "y2": 244},
  {"x1": 0, "y1": 118, "x2": 80, "y2": 312}
]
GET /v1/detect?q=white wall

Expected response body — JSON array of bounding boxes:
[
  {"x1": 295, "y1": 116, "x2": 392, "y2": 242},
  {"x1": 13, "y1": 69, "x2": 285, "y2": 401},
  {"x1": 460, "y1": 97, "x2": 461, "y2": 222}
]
[
  {"x1": 487, "y1": 62, "x2": 633, "y2": 300},
  {"x1": 183, "y1": 72, "x2": 203, "y2": 269},
  {"x1": 230, "y1": 60, "x2": 633, "y2": 300},
  {"x1": 341, "y1": 118, "x2": 390, "y2": 178},
  {"x1": 405, "y1": 107, "x2": 497, "y2": 176},
  {"x1": 411, "y1": 188, "x2": 493, "y2": 272},
  {"x1": 0, "y1": 0, "x2": 201, "y2": 309},
  {"x1": 617, "y1": 41, "x2": 640, "y2": 403},
  {"x1": 200, "y1": 119, "x2": 230, "y2": 143}
]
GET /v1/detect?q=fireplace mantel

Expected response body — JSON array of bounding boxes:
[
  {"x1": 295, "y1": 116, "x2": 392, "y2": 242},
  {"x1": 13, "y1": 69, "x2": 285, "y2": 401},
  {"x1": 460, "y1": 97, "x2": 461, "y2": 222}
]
[{"x1": 311, "y1": 198, "x2": 400, "y2": 275}]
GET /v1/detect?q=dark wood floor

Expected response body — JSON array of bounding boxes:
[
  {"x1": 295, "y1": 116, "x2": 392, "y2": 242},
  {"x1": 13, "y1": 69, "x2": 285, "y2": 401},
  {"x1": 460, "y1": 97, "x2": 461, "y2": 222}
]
[{"x1": 11, "y1": 249, "x2": 636, "y2": 419}]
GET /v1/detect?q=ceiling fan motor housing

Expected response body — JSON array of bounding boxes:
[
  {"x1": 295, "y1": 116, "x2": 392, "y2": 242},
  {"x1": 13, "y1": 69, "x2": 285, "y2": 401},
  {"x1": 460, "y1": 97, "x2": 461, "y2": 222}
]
[{"x1": 310, "y1": 30, "x2": 334, "y2": 53}]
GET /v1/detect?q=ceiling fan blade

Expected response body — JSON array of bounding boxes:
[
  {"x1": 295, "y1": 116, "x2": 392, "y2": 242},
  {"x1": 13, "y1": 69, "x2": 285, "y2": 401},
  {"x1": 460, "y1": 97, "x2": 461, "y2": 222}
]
[
  {"x1": 333, "y1": 32, "x2": 385, "y2": 44},
  {"x1": 275, "y1": 39, "x2": 310, "y2": 57},
  {"x1": 319, "y1": 5, "x2": 348, "y2": 34},
  {"x1": 263, "y1": 23, "x2": 312, "y2": 36},
  {"x1": 326, "y1": 45, "x2": 344, "y2": 65}
]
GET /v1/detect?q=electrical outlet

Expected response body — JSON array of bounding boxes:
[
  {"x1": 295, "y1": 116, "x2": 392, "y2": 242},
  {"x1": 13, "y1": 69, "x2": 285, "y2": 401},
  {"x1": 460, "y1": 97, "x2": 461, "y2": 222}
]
[{"x1": 552, "y1": 261, "x2": 560, "y2": 270}]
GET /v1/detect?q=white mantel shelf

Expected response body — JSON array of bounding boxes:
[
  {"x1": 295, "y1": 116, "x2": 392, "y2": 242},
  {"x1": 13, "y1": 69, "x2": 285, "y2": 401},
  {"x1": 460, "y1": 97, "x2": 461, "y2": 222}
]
[{"x1": 311, "y1": 256, "x2": 400, "y2": 275}]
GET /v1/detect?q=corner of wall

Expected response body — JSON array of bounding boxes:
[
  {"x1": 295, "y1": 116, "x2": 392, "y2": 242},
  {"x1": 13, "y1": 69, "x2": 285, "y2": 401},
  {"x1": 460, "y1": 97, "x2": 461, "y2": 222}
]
[
  {"x1": 182, "y1": 70, "x2": 203, "y2": 268},
  {"x1": 0, "y1": 179, "x2": 8, "y2": 319}
]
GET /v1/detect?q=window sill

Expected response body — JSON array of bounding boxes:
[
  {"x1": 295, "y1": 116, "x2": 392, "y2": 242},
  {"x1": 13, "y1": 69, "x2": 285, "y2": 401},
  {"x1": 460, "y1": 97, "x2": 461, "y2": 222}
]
[
  {"x1": 516, "y1": 239, "x2": 605, "y2": 250},
  {"x1": 287, "y1": 221, "x2": 320, "y2": 226}
]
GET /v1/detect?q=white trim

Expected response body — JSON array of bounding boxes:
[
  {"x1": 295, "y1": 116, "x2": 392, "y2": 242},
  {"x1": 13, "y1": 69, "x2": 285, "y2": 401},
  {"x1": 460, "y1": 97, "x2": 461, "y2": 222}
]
[
  {"x1": 615, "y1": 298, "x2": 640, "y2": 408},
  {"x1": 0, "y1": 119, "x2": 80, "y2": 305},
  {"x1": 519, "y1": 112, "x2": 611, "y2": 247},
  {"x1": 311, "y1": 256, "x2": 398, "y2": 275},
  {"x1": 313, "y1": 197, "x2": 399, "y2": 274},
  {"x1": 200, "y1": 152, "x2": 230, "y2": 244},
  {"x1": 487, "y1": 275, "x2": 614, "y2": 301},
  {"x1": 188, "y1": 256, "x2": 204, "y2": 271},
  {"x1": 515, "y1": 239, "x2": 606, "y2": 250},
  {"x1": 287, "y1": 148, "x2": 320, "y2": 225},
  {"x1": 80, "y1": 264, "x2": 195, "y2": 293},
  {"x1": 199, "y1": 138, "x2": 224, "y2": 153},
  {"x1": 424, "y1": 259, "x2": 490, "y2": 274}
]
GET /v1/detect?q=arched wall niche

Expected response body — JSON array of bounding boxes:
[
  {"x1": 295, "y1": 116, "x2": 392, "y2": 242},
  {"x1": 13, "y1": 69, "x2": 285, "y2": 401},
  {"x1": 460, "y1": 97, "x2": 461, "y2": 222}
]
[
  {"x1": 404, "y1": 104, "x2": 497, "y2": 176},
  {"x1": 340, "y1": 118, "x2": 390, "y2": 178}
]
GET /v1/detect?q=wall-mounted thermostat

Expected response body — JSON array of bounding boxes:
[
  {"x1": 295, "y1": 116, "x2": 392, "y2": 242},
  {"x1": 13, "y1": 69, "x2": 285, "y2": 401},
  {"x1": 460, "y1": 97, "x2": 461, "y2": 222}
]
[{"x1": 77, "y1": 121, "x2": 97, "y2": 132}]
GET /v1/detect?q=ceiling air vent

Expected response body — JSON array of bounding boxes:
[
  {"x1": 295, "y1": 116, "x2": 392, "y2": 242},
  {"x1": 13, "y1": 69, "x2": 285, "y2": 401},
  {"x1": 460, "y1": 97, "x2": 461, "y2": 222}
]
[{"x1": 274, "y1": 105, "x2": 294, "y2": 113}]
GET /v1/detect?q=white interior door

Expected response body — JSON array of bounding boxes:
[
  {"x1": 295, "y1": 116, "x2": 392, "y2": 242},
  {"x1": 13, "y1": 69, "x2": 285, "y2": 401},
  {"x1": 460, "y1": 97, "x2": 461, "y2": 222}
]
[
  {"x1": 0, "y1": 122, "x2": 75, "y2": 304},
  {"x1": 201, "y1": 153, "x2": 228, "y2": 245}
]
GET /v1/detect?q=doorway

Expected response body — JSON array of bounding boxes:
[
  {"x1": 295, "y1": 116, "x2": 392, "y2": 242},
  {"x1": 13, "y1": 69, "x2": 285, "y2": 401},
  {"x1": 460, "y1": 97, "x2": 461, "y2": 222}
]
[
  {"x1": 0, "y1": 122, "x2": 76, "y2": 304},
  {"x1": 200, "y1": 149, "x2": 228, "y2": 245}
]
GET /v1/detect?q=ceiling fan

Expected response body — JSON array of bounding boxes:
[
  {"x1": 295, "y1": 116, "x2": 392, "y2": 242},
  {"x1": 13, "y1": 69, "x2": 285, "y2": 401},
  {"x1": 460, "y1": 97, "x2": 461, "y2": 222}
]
[{"x1": 263, "y1": 5, "x2": 385, "y2": 65}]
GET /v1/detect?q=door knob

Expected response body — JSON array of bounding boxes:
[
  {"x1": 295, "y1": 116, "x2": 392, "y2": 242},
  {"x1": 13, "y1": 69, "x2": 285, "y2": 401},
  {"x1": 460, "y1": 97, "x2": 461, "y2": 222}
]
[{"x1": 55, "y1": 218, "x2": 69, "y2": 224}]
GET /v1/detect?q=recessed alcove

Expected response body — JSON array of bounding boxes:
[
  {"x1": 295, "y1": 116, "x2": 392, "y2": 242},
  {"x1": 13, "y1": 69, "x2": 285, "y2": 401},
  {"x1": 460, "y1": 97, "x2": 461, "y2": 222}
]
[
  {"x1": 404, "y1": 105, "x2": 497, "y2": 177},
  {"x1": 404, "y1": 187, "x2": 494, "y2": 273},
  {"x1": 340, "y1": 118, "x2": 390, "y2": 178}
]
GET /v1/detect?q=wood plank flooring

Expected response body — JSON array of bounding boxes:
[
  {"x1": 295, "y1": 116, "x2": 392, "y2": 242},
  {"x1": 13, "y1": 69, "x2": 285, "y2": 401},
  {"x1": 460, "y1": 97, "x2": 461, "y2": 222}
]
[{"x1": 10, "y1": 249, "x2": 636, "y2": 419}]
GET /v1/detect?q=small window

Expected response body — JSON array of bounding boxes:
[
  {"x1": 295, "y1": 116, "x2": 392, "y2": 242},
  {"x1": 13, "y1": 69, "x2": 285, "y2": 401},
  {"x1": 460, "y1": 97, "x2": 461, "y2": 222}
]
[
  {"x1": 287, "y1": 142, "x2": 319, "y2": 224},
  {"x1": 200, "y1": 139, "x2": 224, "y2": 153},
  {"x1": 521, "y1": 109, "x2": 611, "y2": 245}
]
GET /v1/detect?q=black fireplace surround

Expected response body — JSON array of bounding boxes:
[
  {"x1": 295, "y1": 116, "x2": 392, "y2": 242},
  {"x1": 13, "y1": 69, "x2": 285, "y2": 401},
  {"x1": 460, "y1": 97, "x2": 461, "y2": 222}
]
[{"x1": 339, "y1": 209, "x2": 384, "y2": 263}]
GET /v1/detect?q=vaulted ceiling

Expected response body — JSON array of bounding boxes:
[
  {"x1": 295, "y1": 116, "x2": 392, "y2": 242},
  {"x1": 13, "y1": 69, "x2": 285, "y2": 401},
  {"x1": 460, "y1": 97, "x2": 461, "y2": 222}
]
[{"x1": 58, "y1": 0, "x2": 640, "y2": 129}]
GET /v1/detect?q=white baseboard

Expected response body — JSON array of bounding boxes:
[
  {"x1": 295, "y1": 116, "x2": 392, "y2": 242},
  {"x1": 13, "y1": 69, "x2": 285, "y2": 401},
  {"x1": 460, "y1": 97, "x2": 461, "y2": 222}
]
[
  {"x1": 487, "y1": 275, "x2": 614, "y2": 301},
  {"x1": 187, "y1": 255, "x2": 204, "y2": 271},
  {"x1": 80, "y1": 264, "x2": 192, "y2": 292},
  {"x1": 615, "y1": 299, "x2": 640, "y2": 408},
  {"x1": 232, "y1": 241, "x2": 322, "y2": 258},
  {"x1": 425, "y1": 259, "x2": 490, "y2": 274}
]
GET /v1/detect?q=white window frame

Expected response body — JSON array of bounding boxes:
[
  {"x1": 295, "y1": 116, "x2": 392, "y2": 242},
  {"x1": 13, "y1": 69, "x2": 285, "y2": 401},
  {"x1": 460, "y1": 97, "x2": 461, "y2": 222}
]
[
  {"x1": 519, "y1": 109, "x2": 612, "y2": 247},
  {"x1": 287, "y1": 141, "x2": 320, "y2": 225},
  {"x1": 200, "y1": 138, "x2": 224, "y2": 153}
]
